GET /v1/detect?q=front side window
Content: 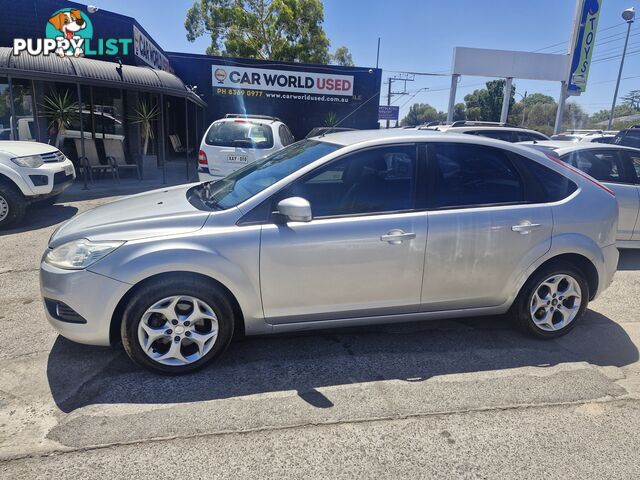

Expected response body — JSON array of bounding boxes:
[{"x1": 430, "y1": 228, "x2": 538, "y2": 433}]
[
  {"x1": 432, "y1": 143, "x2": 525, "y2": 208},
  {"x1": 280, "y1": 145, "x2": 417, "y2": 218},
  {"x1": 566, "y1": 150, "x2": 626, "y2": 183},
  {"x1": 205, "y1": 121, "x2": 274, "y2": 149},
  {"x1": 188, "y1": 140, "x2": 339, "y2": 210}
]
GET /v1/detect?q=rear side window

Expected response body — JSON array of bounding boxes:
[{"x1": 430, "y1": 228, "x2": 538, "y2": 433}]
[
  {"x1": 624, "y1": 150, "x2": 640, "y2": 181},
  {"x1": 515, "y1": 131, "x2": 548, "y2": 142},
  {"x1": 431, "y1": 143, "x2": 524, "y2": 208},
  {"x1": 565, "y1": 150, "x2": 627, "y2": 183},
  {"x1": 466, "y1": 130, "x2": 515, "y2": 142},
  {"x1": 278, "y1": 124, "x2": 295, "y2": 146},
  {"x1": 613, "y1": 130, "x2": 640, "y2": 148},
  {"x1": 524, "y1": 158, "x2": 577, "y2": 202},
  {"x1": 205, "y1": 121, "x2": 274, "y2": 149}
]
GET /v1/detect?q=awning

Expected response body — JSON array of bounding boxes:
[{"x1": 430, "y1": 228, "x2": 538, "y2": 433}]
[{"x1": 0, "y1": 47, "x2": 206, "y2": 107}]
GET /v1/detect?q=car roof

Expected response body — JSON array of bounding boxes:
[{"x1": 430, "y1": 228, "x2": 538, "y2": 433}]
[
  {"x1": 518, "y1": 140, "x2": 640, "y2": 155},
  {"x1": 215, "y1": 117, "x2": 281, "y2": 126},
  {"x1": 314, "y1": 128, "x2": 444, "y2": 146},
  {"x1": 443, "y1": 126, "x2": 546, "y2": 134}
]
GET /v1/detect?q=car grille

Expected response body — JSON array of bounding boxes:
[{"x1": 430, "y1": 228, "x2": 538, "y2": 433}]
[
  {"x1": 53, "y1": 171, "x2": 73, "y2": 185},
  {"x1": 40, "y1": 150, "x2": 66, "y2": 163}
]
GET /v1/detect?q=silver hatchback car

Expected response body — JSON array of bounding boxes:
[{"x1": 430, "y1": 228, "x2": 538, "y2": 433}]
[{"x1": 40, "y1": 130, "x2": 619, "y2": 374}]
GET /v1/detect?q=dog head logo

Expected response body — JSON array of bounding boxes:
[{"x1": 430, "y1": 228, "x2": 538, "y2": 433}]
[{"x1": 45, "y1": 8, "x2": 93, "y2": 57}]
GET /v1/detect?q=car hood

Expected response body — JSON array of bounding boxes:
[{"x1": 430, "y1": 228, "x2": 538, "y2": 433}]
[
  {"x1": 50, "y1": 184, "x2": 210, "y2": 247},
  {"x1": 0, "y1": 141, "x2": 58, "y2": 157}
]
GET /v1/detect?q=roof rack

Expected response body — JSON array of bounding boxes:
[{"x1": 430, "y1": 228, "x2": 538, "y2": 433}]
[
  {"x1": 225, "y1": 114, "x2": 281, "y2": 122},
  {"x1": 450, "y1": 121, "x2": 518, "y2": 128}
]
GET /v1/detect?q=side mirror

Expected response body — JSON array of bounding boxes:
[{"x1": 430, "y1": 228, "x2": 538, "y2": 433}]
[{"x1": 276, "y1": 197, "x2": 312, "y2": 222}]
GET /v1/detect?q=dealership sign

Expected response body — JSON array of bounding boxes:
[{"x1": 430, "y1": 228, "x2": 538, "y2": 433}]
[
  {"x1": 378, "y1": 105, "x2": 399, "y2": 121},
  {"x1": 133, "y1": 25, "x2": 171, "y2": 72},
  {"x1": 211, "y1": 65, "x2": 354, "y2": 96},
  {"x1": 568, "y1": 0, "x2": 601, "y2": 95}
]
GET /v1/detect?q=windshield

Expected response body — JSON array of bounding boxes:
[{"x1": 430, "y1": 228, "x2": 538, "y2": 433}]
[
  {"x1": 205, "y1": 121, "x2": 274, "y2": 149},
  {"x1": 189, "y1": 139, "x2": 340, "y2": 210}
]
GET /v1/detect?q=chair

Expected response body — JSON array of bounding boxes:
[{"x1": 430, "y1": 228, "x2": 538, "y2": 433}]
[
  {"x1": 169, "y1": 134, "x2": 194, "y2": 155},
  {"x1": 104, "y1": 138, "x2": 140, "y2": 180},
  {"x1": 74, "y1": 138, "x2": 119, "y2": 183}
]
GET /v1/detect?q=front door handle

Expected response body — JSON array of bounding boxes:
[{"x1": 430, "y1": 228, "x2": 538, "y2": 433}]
[
  {"x1": 511, "y1": 221, "x2": 542, "y2": 235},
  {"x1": 381, "y1": 229, "x2": 416, "y2": 244}
]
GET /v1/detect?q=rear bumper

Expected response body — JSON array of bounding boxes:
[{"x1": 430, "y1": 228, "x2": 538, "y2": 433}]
[{"x1": 594, "y1": 243, "x2": 619, "y2": 299}]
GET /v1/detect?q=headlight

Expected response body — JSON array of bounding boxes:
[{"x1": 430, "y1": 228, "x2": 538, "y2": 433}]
[
  {"x1": 45, "y1": 239, "x2": 124, "y2": 270},
  {"x1": 11, "y1": 155, "x2": 44, "y2": 168}
]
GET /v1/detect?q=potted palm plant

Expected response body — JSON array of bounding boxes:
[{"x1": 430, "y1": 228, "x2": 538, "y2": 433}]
[
  {"x1": 131, "y1": 100, "x2": 160, "y2": 179},
  {"x1": 40, "y1": 90, "x2": 77, "y2": 149}
]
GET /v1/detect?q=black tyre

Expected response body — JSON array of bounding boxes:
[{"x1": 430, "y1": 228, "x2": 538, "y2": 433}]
[
  {"x1": 34, "y1": 194, "x2": 61, "y2": 207},
  {"x1": 513, "y1": 262, "x2": 589, "y2": 339},
  {"x1": 121, "y1": 276, "x2": 235, "y2": 374},
  {"x1": 0, "y1": 181, "x2": 27, "y2": 229}
]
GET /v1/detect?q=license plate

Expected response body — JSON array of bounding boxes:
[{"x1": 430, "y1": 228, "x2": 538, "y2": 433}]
[
  {"x1": 63, "y1": 164, "x2": 74, "y2": 176},
  {"x1": 227, "y1": 155, "x2": 248, "y2": 163}
]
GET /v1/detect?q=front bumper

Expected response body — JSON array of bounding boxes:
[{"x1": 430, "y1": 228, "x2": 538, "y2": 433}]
[
  {"x1": 20, "y1": 159, "x2": 76, "y2": 197},
  {"x1": 40, "y1": 261, "x2": 131, "y2": 346}
]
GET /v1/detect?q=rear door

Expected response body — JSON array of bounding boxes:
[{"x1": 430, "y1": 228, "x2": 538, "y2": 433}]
[
  {"x1": 564, "y1": 149, "x2": 639, "y2": 241},
  {"x1": 420, "y1": 142, "x2": 553, "y2": 311}
]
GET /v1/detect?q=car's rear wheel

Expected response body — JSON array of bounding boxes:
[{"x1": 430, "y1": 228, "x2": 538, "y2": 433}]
[
  {"x1": 121, "y1": 276, "x2": 235, "y2": 374},
  {"x1": 0, "y1": 181, "x2": 27, "y2": 229},
  {"x1": 514, "y1": 262, "x2": 589, "y2": 338}
]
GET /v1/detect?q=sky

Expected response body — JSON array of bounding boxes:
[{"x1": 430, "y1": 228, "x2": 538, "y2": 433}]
[{"x1": 71, "y1": 0, "x2": 640, "y2": 122}]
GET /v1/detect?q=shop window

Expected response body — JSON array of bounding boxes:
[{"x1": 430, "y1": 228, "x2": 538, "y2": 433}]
[
  {"x1": 11, "y1": 79, "x2": 35, "y2": 141},
  {"x1": 0, "y1": 77, "x2": 10, "y2": 140}
]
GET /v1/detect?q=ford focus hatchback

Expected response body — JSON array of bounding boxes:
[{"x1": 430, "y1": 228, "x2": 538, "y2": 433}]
[{"x1": 41, "y1": 130, "x2": 619, "y2": 374}]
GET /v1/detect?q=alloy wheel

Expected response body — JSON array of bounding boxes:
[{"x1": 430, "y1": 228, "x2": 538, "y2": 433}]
[
  {"x1": 137, "y1": 295, "x2": 219, "y2": 366},
  {"x1": 0, "y1": 194, "x2": 9, "y2": 222},
  {"x1": 530, "y1": 274, "x2": 582, "y2": 332}
]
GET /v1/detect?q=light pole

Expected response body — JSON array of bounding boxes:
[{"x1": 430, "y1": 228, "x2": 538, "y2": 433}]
[{"x1": 608, "y1": 7, "x2": 635, "y2": 130}]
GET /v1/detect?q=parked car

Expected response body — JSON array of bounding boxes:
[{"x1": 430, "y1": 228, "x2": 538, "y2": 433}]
[
  {"x1": 611, "y1": 125, "x2": 640, "y2": 149},
  {"x1": 41, "y1": 130, "x2": 618, "y2": 374},
  {"x1": 305, "y1": 127, "x2": 356, "y2": 138},
  {"x1": 197, "y1": 114, "x2": 295, "y2": 181},
  {"x1": 550, "y1": 130, "x2": 616, "y2": 143},
  {"x1": 0, "y1": 141, "x2": 75, "y2": 229},
  {"x1": 417, "y1": 121, "x2": 550, "y2": 143},
  {"x1": 520, "y1": 140, "x2": 640, "y2": 248}
]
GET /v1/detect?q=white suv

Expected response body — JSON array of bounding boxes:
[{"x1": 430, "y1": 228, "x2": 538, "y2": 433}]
[
  {"x1": 198, "y1": 114, "x2": 295, "y2": 181},
  {"x1": 0, "y1": 141, "x2": 76, "y2": 229}
]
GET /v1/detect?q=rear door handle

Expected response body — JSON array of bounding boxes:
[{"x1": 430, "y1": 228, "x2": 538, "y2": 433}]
[
  {"x1": 381, "y1": 229, "x2": 416, "y2": 244},
  {"x1": 511, "y1": 222, "x2": 542, "y2": 234}
]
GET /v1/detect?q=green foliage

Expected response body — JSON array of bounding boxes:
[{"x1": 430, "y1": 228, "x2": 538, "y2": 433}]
[
  {"x1": 399, "y1": 103, "x2": 446, "y2": 126},
  {"x1": 453, "y1": 103, "x2": 466, "y2": 121},
  {"x1": 589, "y1": 104, "x2": 636, "y2": 124},
  {"x1": 463, "y1": 80, "x2": 516, "y2": 122},
  {"x1": 621, "y1": 90, "x2": 640, "y2": 110},
  {"x1": 185, "y1": 0, "x2": 331, "y2": 63},
  {"x1": 130, "y1": 101, "x2": 160, "y2": 156},
  {"x1": 324, "y1": 111, "x2": 338, "y2": 126},
  {"x1": 521, "y1": 93, "x2": 555, "y2": 108},
  {"x1": 40, "y1": 89, "x2": 78, "y2": 148},
  {"x1": 330, "y1": 46, "x2": 354, "y2": 66}
]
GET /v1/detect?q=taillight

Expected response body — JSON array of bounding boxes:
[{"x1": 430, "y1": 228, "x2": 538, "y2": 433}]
[
  {"x1": 544, "y1": 153, "x2": 615, "y2": 197},
  {"x1": 198, "y1": 150, "x2": 208, "y2": 165}
]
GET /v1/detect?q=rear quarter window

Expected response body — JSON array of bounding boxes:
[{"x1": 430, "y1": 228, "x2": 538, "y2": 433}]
[{"x1": 523, "y1": 157, "x2": 577, "y2": 202}]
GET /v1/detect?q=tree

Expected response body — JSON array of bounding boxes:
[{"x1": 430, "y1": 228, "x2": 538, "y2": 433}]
[
  {"x1": 589, "y1": 104, "x2": 636, "y2": 125},
  {"x1": 453, "y1": 103, "x2": 466, "y2": 121},
  {"x1": 185, "y1": 0, "x2": 331, "y2": 63},
  {"x1": 330, "y1": 46, "x2": 354, "y2": 66},
  {"x1": 463, "y1": 80, "x2": 516, "y2": 122},
  {"x1": 521, "y1": 93, "x2": 555, "y2": 108},
  {"x1": 621, "y1": 90, "x2": 640, "y2": 110},
  {"x1": 400, "y1": 103, "x2": 446, "y2": 126}
]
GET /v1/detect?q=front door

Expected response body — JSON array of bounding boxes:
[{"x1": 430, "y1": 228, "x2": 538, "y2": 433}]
[
  {"x1": 260, "y1": 144, "x2": 427, "y2": 323},
  {"x1": 421, "y1": 142, "x2": 553, "y2": 310}
]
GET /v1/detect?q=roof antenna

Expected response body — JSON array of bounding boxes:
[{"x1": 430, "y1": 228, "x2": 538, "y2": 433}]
[{"x1": 320, "y1": 92, "x2": 382, "y2": 137}]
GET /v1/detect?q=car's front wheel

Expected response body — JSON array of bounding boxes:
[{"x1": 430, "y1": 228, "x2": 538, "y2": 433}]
[
  {"x1": 121, "y1": 276, "x2": 235, "y2": 374},
  {"x1": 514, "y1": 262, "x2": 589, "y2": 338},
  {"x1": 0, "y1": 181, "x2": 27, "y2": 229}
]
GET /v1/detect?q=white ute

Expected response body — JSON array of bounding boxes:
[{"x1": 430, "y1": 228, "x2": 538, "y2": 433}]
[{"x1": 0, "y1": 141, "x2": 76, "y2": 229}]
